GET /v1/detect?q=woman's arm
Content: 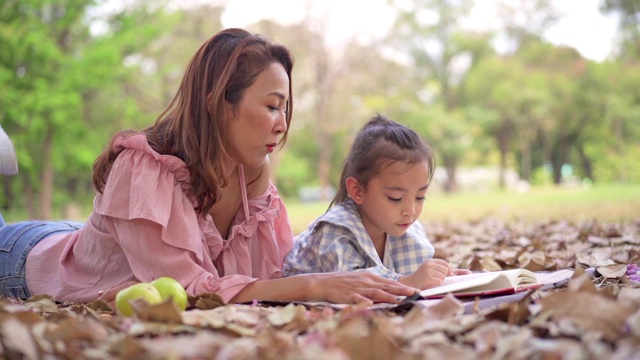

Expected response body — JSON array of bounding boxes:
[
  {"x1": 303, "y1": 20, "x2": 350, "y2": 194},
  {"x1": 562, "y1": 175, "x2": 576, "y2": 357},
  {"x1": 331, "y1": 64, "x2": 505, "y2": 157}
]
[{"x1": 231, "y1": 271, "x2": 417, "y2": 305}]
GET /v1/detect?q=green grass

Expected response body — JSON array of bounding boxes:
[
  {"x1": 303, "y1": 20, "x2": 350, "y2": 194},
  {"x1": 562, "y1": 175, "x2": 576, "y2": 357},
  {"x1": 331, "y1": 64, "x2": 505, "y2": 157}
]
[
  {"x1": 3, "y1": 184, "x2": 638, "y2": 236},
  {"x1": 284, "y1": 183, "x2": 640, "y2": 234}
]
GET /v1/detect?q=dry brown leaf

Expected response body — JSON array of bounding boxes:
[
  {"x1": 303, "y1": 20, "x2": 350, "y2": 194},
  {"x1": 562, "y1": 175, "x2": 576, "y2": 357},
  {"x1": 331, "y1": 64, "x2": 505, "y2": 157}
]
[
  {"x1": 425, "y1": 293, "x2": 465, "y2": 319},
  {"x1": 1, "y1": 316, "x2": 40, "y2": 360},
  {"x1": 136, "y1": 332, "x2": 227, "y2": 359},
  {"x1": 626, "y1": 310, "x2": 640, "y2": 338},
  {"x1": 479, "y1": 256, "x2": 503, "y2": 272},
  {"x1": 538, "y1": 290, "x2": 636, "y2": 343},
  {"x1": 469, "y1": 320, "x2": 503, "y2": 354},
  {"x1": 484, "y1": 292, "x2": 533, "y2": 326},
  {"x1": 192, "y1": 292, "x2": 225, "y2": 310},
  {"x1": 618, "y1": 287, "x2": 640, "y2": 307},
  {"x1": 85, "y1": 299, "x2": 114, "y2": 313},
  {"x1": 181, "y1": 308, "x2": 226, "y2": 328},
  {"x1": 527, "y1": 337, "x2": 587, "y2": 359},
  {"x1": 0, "y1": 218, "x2": 638, "y2": 359},
  {"x1": 518, "y1": 250, "x2": 547, "y2": 271},
  {"x1": 577, "y1": 247, "x2": 616, "y2": 268},
  {"x1": 567, "y1": 270, "x2": 598, "y2": 293},
  {"x1": 223, "y1": 305, "x2": 262, "y2": 327},
  {"x1": 44, "y1": 316, "x2": 110, "y2": 344},
  {"x1": 333, "y1": 316, "x2": 408, "y2": 360},
  {"x1": 22, "y1": 295, "x2": 59, "y2": 315},
  {"x1": 267, "y1": 303, "x2": 309, "y2": 332},
  {"x1": 597, "y1": 263, "x2": 628, "y2": 279},
  {"x1": 137, "y1": 299, "x2": 183, "y2": 324},
  {"x1": 267, "y1": 303, "x2": 301, "y2": 326}
]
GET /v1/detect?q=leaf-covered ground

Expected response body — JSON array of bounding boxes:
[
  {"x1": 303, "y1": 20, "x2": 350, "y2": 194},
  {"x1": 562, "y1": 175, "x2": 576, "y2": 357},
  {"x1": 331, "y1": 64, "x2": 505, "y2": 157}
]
[{"x1": 1, "y1": 218, "x2": 639, "y2": 359}]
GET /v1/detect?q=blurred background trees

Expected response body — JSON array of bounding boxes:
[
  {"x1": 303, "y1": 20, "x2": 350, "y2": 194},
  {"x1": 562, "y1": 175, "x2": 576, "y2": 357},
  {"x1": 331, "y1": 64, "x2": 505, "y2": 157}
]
[{"x1": 1, "y1": 0, "x2": 639, "y2": 219}]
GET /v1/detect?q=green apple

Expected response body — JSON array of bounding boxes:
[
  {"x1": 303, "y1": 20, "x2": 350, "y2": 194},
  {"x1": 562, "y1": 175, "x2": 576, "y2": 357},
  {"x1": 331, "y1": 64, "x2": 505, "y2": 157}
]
[
  {"x1": 115, "y1": 283, "x2": 163, "y2": 317},
  {"x1": 150, "y1": 277, "x2": 188, "y2": 311}
]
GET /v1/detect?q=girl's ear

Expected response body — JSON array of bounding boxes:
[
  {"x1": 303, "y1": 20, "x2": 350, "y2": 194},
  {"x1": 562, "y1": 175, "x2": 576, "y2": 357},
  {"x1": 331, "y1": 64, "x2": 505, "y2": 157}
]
[{"x1": 346, "y1": 177, "x2": 364, "y2": 204}]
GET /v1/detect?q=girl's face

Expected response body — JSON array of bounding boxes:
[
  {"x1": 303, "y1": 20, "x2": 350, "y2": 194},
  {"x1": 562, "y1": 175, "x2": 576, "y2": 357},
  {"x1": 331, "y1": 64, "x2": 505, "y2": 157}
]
[
  {"x1": 225, "y1": 62, "x2": 289, "y2": 169},
  {"x1": 351, "y1": 160, "x2": 431, "y2": 242}
]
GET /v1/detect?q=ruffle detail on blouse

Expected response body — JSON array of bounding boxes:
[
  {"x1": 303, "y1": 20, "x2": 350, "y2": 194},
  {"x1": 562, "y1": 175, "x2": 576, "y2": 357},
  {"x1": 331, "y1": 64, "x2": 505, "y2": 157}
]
[
  {"x1": 229, "y1": 185, "x2": 281, "y2": 245},
  {"x1": 93, "y1": 133, "x2": 204, "y2": 261},
  {"x1": 202, "y1": 181, "x2": 292, "y2": 281},
  {"x1": 112, "y1": 133, "x2": 191, "y2": 186},
  {"x1": 203, "y1": 183, "x2": 281, "y2": 254}
]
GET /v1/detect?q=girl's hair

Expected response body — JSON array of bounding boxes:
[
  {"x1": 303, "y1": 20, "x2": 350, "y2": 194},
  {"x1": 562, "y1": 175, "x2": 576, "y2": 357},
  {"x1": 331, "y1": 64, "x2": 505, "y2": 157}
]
[
  {"x1": 329, "y1": 114, "x2": 435, "y2": 208},
  {"x1": 93, "y1": 28, "x2": 294, "y2": 215}
]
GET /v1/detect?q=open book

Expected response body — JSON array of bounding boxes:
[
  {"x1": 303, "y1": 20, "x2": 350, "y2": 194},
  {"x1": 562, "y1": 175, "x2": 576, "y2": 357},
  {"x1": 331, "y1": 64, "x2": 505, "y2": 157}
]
[{"x1": 419, "y1": 268, "x2": 573, "y2": 299}]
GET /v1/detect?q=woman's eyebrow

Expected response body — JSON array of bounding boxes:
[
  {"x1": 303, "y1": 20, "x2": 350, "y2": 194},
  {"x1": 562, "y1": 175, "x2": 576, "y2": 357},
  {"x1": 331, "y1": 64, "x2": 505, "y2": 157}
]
[{"x1": 268, "y1": 91, "x2": 287, "y2": 100}]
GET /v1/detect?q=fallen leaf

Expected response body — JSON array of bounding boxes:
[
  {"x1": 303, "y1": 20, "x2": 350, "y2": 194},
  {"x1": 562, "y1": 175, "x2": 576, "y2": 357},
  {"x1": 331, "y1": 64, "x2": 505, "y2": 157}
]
[
  {"x1": 538, "y1": 290, "x2": 636, "y2": 343},
  {"x1": 597, "y1": 263, "x2": 628, "y2": 279},
  {"x1": 0, "y1": 316, "x2": 40, "y2": 360}
]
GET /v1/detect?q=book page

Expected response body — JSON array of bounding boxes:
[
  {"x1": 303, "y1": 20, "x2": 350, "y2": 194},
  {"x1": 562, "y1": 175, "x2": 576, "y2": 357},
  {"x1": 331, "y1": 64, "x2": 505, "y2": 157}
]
[
  {"x1": 508, "y1": 269, "x2": 537, "y2": 287},
  {"x1": 534, "y1": 269, "x2": 575, "y2": 285},
  {"x1": 419, "y1": 270, "x2": 516, "y2": 297},
  {"x1": 418, "y1": 268, "x2": 574, "y2": 298},
  {"x1": 438, "y1": 269, "x2": 523, "y2": 287}
]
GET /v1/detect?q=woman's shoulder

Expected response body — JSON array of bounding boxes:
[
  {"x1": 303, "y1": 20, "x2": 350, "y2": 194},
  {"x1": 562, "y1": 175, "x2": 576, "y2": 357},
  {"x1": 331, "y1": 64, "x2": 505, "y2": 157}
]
[
  {"x1": 112, "y1": 132, "x2": 190, "y2": 183},
  {"x1": 96, "y1": 132, "x2": 197, "y2": 220}
]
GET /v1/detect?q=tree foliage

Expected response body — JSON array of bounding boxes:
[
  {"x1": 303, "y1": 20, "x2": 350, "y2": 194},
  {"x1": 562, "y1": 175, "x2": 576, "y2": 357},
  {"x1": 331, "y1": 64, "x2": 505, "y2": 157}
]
[{"x1": 1, "y1": 0, "x2": 639, "y2": 218}]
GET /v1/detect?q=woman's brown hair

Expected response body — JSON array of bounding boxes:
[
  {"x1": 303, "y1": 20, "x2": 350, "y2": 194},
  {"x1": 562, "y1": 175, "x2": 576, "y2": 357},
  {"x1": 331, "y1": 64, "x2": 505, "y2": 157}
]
[{"x1": 93, "y1": 28, "x2": 294, "y2": 215}]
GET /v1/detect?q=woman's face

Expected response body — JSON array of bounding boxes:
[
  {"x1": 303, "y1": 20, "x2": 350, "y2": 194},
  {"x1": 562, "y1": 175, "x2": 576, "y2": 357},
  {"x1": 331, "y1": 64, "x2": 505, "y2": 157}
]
[{"x1": 225, "y1": 62, "x2": 289, "y2": 169}]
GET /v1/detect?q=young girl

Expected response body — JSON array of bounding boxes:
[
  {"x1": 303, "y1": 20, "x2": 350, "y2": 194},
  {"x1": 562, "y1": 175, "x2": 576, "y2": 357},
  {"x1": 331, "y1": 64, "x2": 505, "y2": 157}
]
[
  {"x1": 284, "y1": 115, "x2": 468, "y2": 290},
  {"x1": 0, "y1": 29, "x2": 416, "y2": 306}
]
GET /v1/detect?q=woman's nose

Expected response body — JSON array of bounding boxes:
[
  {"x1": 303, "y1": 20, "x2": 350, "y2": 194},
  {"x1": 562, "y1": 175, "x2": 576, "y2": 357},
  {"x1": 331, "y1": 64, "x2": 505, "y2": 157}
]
[{"x1": 274, "y1": 112, "x2": 287, "y2": 134}]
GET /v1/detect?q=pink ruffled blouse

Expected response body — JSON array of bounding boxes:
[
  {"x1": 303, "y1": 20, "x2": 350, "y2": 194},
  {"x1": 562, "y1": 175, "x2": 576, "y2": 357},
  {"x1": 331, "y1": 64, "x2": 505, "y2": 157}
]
[{"x1": 25, "y1": 133, "x2": 294, "y2": 303}]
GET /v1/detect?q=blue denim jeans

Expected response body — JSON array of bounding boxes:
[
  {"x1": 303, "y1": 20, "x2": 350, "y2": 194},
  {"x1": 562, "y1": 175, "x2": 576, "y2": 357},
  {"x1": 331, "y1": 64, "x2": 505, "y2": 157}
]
[{"x1": 0, "y1": 218, "x2": 84, "y2": 299}]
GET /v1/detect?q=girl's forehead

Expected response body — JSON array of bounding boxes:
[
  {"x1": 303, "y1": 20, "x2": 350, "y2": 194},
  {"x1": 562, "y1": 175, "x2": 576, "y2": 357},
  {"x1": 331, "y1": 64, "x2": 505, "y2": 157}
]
[
  {"x1": 378, "y1": 160, "x2": 423, "y2": 175},
  {"x1": 372, "y1": 160, "x2": 431, "y2": 185}
]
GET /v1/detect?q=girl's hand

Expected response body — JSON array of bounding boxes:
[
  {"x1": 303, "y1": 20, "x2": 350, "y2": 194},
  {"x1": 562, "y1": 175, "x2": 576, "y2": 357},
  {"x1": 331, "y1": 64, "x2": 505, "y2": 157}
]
[
  {"x1": 452, "y1": 268, "x2": 472, "y2": 276},
  {"x1": 399, "y1": 258, "x2": 453, "y2": 290},
  {"x1": 310, "y1": 272, "x2": 417, "y2": 305}
]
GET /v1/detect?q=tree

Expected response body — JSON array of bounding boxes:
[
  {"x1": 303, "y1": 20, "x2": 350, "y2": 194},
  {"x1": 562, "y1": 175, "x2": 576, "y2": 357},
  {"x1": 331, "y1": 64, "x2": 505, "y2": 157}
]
[
  {"x1": 601, "y1": 0, "x2": 640, "y2": 58},
  {"x1": 385, "y1": 0, "x2": 478, "y2": 191},
  {"x1": 0, "y1": 0, "x2": 165, "y2": 218}
]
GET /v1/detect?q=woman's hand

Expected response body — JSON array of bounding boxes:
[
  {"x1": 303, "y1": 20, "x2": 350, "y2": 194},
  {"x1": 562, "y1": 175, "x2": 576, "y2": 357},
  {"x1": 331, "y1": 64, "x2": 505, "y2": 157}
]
[
  {"x1": 309, "y1": 272, "x2": 417, "y2": 305},
  {"x1": 398, "y1": 258, "x2": 453, "y2": 290}
]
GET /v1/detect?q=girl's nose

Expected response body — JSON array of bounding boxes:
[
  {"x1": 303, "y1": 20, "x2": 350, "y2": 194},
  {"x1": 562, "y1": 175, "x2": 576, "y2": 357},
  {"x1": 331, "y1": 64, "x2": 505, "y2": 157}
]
[{"x1": 403, "y1": 204, "x2": 416, "y2": 218}]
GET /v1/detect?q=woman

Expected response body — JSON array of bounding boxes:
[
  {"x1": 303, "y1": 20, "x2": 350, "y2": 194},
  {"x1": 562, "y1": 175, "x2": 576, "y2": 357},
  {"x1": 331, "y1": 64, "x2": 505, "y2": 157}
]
[{"x1": 0, "y1": 28, "x2": 416, "y2": 306}]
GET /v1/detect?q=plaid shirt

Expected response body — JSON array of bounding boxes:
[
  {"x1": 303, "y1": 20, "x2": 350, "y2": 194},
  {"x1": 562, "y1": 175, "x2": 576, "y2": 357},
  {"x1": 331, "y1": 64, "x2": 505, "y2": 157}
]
[{"x1": 283, "y1": 200, "x2": 435, "y2": 280}]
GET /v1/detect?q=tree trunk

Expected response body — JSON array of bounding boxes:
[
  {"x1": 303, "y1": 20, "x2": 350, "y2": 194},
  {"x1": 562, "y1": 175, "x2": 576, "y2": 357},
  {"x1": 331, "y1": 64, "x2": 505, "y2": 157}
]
[
  {"x1": 577, "y1": 144, "x2": 594, "y2": 182},
  {"x1": 550, "y1": 140, "x2": 569, "y2": 185},
  {"x1": 521, "y1": 139, "x2": 531, "y2": 182},
  {"x1": 443, "y1": 154, "x2": 458, "y2": 192},
  {"x1": 40, "y1": 126, "x2": 54, "y2": 220},
  {"x1": 1, "y1": 177, "x2": 13, "y2": 211},
  {"x1": 25, "y1": 176, "x2": 36, "y2": 219},
  {"x1": 496, "y1": 126, "x2": 512, "y2": 189},
  {"x1": 317, "y1": 132, "x2": 333, "y2": 201}
]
